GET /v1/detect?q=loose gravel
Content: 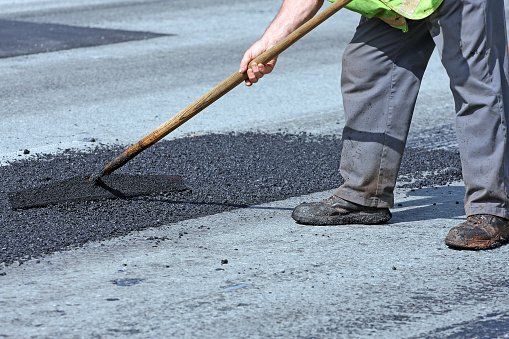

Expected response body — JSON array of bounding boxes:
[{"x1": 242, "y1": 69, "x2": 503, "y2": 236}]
[{"x1": 0, "y1": 132, "x2": 462, "y2": 266}]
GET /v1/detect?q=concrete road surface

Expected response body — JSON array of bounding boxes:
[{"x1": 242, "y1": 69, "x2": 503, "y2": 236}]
[
  {"x1": 3, "y1": 186, "x2": 509, "y2": 338},
  {"x1": 1, "y1": 0, "x2": 508, "y2": 337}
]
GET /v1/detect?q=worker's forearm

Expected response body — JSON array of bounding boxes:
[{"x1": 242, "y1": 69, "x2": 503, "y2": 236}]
[{"x1": 261, "y1": 0, "x2": 324, "y2": 45}]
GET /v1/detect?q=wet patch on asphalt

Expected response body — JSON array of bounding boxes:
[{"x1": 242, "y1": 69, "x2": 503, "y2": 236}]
[{"x1": 0, "y1": 133, "x2": 461, "y2": 266}]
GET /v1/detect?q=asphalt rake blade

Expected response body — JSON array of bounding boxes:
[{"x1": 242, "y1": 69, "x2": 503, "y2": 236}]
[{"x1": 8, "y1": 174, "x2": 187, "y2": 210}]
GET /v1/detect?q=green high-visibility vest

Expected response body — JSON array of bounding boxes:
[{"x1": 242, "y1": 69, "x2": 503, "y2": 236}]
[{"x1": 331, "y1": 0, "x2": 443, "y2": 32}]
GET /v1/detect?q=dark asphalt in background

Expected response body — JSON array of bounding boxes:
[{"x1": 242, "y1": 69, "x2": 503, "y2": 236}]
[
  {"x1": 0, "y1": 133, "x2": 462, "y2": 266},
  {"x1": 0, "y1": 19, "x2": 168, "y2": 58}
]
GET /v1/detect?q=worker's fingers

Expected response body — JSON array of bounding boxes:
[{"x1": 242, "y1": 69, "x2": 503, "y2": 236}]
[
  {"x1": 251, "y1": 63, "x2": 263, "y2": 79},
  {"x1": 245, "y1": 60, "x2": 276, "y2": 86},
  {"x1": 240, "y1": 43, "x2": 277, "y2": 86},
  {"x1": 263, "y1": 64, "x2": 273, "y2": 74},
  {"x1": 240, "y1": 51, "x2": 253, "y2": 73},
  {"x1": 247, "y1": 68, "x2": 258, "y2": 84},
  {"x1": 242, "y1": 53, "x2": 255, "y2": 85},
  {"x1": 257, "y1": 59, "x2": 277, "y2": 75},
  {"x1": 266, "y1": 58, "x2": 277, "y2": 71},
  {"x1": 250, "y1": 63, "x2": 259, "y2": 74}
]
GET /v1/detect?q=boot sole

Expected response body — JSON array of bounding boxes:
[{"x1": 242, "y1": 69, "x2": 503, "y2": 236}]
[
  {"x1": 292, "y1": 210, "x2": 392, "y2": 226},
  {"x1": 445, "y1": 237, "x2": 508, "y2": 251}
]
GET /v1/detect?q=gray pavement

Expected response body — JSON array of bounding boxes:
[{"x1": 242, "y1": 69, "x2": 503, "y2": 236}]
[
  {"x1": 2, "y1": 185, "x2": 509, "y2": 338},
  {"x1": 1, "y1": 0, "x2": 509, "y2": 337}
]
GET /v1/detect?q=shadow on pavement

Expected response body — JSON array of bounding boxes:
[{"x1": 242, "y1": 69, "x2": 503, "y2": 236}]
[
  {"x1": 140, "y1": 197, "x2": 295, "y2": 211},
  {"x1": 391, "y1": 185, "x2": 466, "y2": 224}
]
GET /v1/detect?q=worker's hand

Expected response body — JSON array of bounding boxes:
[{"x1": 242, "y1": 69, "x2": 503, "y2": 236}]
[{"x1": 239, "y1": 38, "x2": 278, "y2": 86}]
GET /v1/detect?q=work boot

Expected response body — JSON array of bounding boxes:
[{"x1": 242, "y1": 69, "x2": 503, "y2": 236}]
[
  {"x1": 292, "y1": 195, "x2": 392, "y2": 226},
  {"x1": 445, "y1": 214, "x2": 509, "y2": 250}
]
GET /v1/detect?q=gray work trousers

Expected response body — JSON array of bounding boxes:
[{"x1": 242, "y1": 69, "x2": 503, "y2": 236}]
[{"x1": 335, "y1": 0, "x2": 509, "y2": 218}]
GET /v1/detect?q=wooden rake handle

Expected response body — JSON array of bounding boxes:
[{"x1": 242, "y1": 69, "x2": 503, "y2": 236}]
[{"x1": 97, "y1": 0, "x2": 352, "y2": 178}]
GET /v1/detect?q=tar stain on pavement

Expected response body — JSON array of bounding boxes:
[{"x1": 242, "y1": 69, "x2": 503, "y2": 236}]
[
  {"x1": 0, "y1": 133, "x2": 461, "y2": 266},
  {"x1": 111, "y1": 278, "x2": 144, "y2": 287}
]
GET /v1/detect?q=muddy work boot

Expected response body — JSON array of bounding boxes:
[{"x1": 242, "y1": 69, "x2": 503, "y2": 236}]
[
  {"x1": 445, "y1": 214, "x2": 509, "y2": 250},
  {"x1": 292, "y1": 195, "x2": 391, "y2": 226}
]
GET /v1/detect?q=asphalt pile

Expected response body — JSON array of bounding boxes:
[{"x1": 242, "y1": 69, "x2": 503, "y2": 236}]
[{"x1": 0, "y1": 133, "x2": 462, "y2": 265}]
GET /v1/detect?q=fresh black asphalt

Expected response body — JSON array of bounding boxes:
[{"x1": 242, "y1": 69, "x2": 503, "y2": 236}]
[{"x1": 0, "y1": 132, "x2": 462, "y2": 266}]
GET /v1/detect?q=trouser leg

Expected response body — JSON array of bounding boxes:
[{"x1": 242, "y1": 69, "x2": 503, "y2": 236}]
[
  {"x1": 336, "y1": 19, "x2": 435, "y2": 208},
  {"x1": 429, "y1": 0, "x2": 509, "y2": 218}
]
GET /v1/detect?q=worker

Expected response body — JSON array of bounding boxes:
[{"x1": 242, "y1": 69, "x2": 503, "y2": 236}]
[{"x1": 239, "y1": 0, "x2": 509, "y2": 250}]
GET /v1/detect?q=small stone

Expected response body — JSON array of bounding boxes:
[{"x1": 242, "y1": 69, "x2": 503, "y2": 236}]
[
  {"x1": 221, "y1": 259, "x2": 228, "y2": 265},
  {"x1": 392, "y1": 266, "x2": 397, "y2": 270},
  {"x1": 23, "y1": 149, "x2": 30, "y2": 155}
]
